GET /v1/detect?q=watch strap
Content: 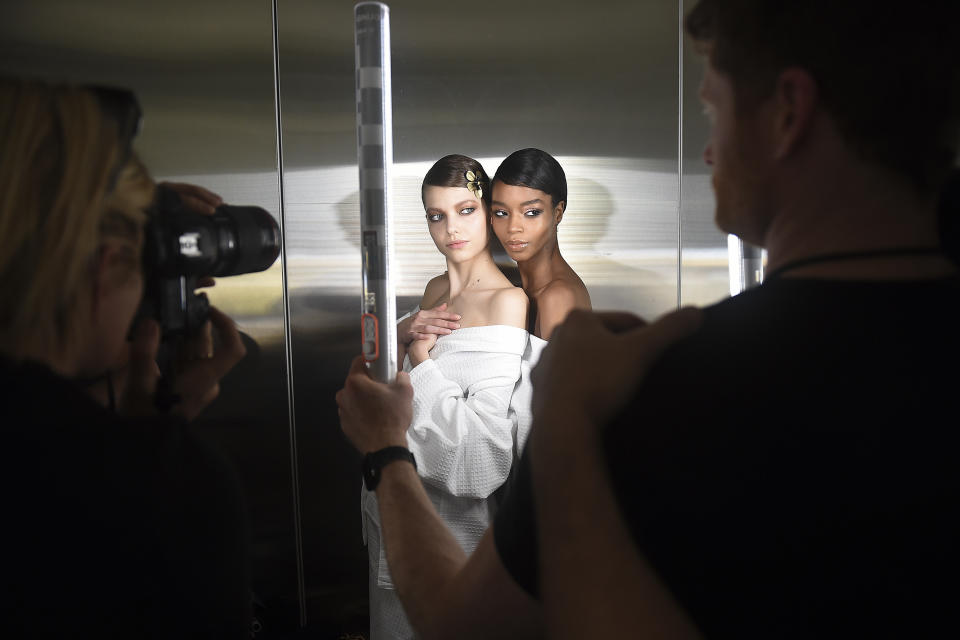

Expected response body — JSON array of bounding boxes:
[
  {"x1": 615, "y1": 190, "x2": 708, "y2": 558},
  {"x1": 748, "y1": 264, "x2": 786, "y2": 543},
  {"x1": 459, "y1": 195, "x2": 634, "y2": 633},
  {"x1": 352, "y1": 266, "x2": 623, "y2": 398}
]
[{"x1": 362, "y1": 446, "x2": 417, "y2": 491}]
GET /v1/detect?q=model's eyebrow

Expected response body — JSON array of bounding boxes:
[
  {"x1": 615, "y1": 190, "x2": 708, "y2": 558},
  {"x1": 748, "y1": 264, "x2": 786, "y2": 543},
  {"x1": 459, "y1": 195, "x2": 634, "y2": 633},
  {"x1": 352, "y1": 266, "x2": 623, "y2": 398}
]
[
  {"x1": 490, "y1": 198, "x2": 544, "y2": 208},
  {"x1": 426, "y1": 200, "x2": 478, "y2": 215}
]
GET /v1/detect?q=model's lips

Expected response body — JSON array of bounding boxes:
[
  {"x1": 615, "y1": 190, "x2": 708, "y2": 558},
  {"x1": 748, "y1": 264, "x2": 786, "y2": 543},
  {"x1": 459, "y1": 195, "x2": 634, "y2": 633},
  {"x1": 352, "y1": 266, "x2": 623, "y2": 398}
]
[
  {"x1": 446, "y1": 240, "x2": 469, "y2": 249},
  {"x1": 505, "y1": 240, "x2": 529, "y2": 251}
]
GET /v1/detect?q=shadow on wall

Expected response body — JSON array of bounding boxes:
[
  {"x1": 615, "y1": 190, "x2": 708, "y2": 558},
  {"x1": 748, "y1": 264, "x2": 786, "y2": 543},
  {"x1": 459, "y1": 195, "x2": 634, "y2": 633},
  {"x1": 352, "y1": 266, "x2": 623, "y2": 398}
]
[
  {"x1": 561, "y1": 176, "x2": 675, "y2": 315},
  {"x1": 335, "y1": 174, "x2": 677, "y2": 316}
]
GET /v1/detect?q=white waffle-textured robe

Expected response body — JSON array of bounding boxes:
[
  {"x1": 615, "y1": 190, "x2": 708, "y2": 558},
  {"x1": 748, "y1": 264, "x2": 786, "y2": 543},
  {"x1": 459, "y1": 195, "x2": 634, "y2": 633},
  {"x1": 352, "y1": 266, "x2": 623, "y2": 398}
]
[{"x1": 361, "y1": 325, "x2": 543, "y2": 640}]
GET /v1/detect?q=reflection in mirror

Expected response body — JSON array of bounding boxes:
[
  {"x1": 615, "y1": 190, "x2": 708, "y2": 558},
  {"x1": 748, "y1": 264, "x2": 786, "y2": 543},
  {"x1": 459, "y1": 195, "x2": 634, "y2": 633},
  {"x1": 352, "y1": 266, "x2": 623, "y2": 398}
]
[
  {"x1": 294, "y1": 155, "x2": 688, "y2": 316},
  {"x1": 277, "y1": 0, "x2": 725, "y2": 634},
  {"x1": 364, "y1": 154, "x2": 529, "y2": 638},
  {"x1": 0, "y1": 1, "x2": 301, "y2": 632},
  {"x1": 488, "y1": 148, "x2": 591, "y2": 340}
]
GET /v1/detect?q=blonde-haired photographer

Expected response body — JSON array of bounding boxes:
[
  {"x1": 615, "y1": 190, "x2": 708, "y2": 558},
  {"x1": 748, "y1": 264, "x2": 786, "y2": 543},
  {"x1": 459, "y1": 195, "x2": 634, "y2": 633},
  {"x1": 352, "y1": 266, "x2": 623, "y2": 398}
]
[{"x1": 0, "y1": 77, "x2": 251, "y2": 637}]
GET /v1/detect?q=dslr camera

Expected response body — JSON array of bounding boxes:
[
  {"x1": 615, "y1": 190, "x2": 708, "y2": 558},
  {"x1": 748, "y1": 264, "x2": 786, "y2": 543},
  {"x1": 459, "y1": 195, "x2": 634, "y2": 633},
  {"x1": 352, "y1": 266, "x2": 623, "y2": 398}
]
[
  {"x1": 138, "y1": 184, "x2": 281, "y2": 339},
  {"x1": 136, "y1": 185, "x2": 280, "y2": 409}
]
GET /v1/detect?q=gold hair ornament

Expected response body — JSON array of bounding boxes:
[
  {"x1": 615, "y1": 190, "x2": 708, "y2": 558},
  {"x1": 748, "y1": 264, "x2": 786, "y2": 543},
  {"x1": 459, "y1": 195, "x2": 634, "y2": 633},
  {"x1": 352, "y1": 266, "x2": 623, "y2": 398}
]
[{"x1": 465, "y1": 169, "x2": 485, "y2": 200}]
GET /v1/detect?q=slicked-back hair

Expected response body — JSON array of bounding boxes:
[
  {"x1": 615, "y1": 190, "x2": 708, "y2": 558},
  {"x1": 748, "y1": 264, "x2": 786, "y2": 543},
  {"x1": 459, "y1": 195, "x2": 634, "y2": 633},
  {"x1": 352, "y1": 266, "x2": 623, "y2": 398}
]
[
  {"x1": 685, "y1": 0, "x2": 960, "y2": 194},
  {"x1": 421, "y1": 154, "x2": 491, "y2": 210},
  {"x1": 493, "y1": 148, "x2": 568, "y2": 211}
]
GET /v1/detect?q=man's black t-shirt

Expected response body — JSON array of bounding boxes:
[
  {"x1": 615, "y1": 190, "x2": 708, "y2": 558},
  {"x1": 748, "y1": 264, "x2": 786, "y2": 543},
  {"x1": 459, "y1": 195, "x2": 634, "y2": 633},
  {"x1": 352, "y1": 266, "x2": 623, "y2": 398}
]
[
  {"x1": 1, "y1": 358, "x2": 251, "y2": 638},
  {"x1": 495, "y1": 276, "x2": 960, "y2": 637}
]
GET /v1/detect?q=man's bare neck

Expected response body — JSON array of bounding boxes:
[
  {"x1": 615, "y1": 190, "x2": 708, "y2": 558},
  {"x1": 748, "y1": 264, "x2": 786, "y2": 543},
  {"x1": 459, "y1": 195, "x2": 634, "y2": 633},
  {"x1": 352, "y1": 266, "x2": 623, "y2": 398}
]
[{"x1": 762, "y1": 163, "x2": 952, "y2": 280}]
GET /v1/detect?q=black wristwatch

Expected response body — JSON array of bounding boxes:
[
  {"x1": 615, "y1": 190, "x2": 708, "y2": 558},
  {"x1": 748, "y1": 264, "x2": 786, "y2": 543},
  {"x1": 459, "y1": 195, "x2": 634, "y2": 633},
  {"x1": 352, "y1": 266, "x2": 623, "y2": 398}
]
[{"x1": 362, "y1": 446, "x2": 417, "y2": 491}]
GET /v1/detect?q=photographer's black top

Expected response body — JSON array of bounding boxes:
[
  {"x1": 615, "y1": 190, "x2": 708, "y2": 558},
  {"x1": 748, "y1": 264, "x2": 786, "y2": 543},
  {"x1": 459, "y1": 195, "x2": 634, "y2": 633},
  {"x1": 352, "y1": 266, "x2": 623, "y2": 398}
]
[
  {"x1": 0, "y1": 357, "x2": 251, "y2": 638},
  {"x1": 494, "y1": 275, "x2": 960, "y2": 638}
]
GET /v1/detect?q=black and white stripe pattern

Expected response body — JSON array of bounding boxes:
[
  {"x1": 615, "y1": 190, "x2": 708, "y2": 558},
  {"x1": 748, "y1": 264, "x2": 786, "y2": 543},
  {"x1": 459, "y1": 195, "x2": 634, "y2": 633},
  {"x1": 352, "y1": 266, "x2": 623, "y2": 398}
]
[{"x1": 355, "y1": 1, "x2": 397, "y2": 381}]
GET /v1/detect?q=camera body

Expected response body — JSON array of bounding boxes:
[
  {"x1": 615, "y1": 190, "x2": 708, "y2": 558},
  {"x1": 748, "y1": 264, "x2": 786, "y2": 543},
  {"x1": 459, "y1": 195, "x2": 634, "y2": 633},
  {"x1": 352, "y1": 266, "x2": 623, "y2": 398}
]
[{"x1": 139, "y1": 185, "x2": 281, "y2": 338}]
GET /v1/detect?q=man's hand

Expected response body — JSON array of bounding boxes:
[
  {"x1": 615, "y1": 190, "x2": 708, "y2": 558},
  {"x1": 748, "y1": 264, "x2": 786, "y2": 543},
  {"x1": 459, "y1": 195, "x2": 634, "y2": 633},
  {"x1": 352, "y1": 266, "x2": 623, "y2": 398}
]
[
  {"x1": 399, "y1": 303, "x2": 461, "y2": 345},
  {"x1": 530, "y1": 306, "x2": 705, "y2": 640},
  {"x1": 531, "y1": 307, "x2": 702, "y2": 434},
  {"x1": 337, "y1": 356, "x2": 414, "y2": 454}
]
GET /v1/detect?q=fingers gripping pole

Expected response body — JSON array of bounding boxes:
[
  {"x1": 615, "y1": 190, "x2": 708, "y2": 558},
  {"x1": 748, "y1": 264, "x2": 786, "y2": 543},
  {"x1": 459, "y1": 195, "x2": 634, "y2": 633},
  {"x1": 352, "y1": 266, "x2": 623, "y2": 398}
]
[{"x1": 355, "y1": 2, "x2": 397, "y2": 382}]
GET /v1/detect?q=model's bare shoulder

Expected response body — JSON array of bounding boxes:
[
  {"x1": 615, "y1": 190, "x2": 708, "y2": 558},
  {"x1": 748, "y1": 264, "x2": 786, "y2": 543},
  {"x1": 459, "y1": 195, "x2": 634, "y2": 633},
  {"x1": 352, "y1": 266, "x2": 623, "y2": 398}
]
[
  {"x1": 489, "y1": 286, "x2": 529, "y2": 330},
  {"x1": 420, "y1": 273, "x2": 450, "y2": 308},
  {"x1": 538, "y1": 279, "x2": 581, "y2": 313},
  {"x1": 537, "y1": 278, "x2": 590, "y2": 340}
]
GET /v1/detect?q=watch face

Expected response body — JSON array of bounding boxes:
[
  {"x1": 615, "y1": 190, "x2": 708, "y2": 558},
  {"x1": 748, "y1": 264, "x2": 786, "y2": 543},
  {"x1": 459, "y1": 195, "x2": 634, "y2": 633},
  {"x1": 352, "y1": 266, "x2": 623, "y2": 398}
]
[
  {"x1": 362, "y1": 447, "x2": 416, "y2": 491},
  {"x1": 362, "y1": 455, "x2": 380, "y2": 491},
  {"x1": 363, "y1": 465, "x2": 380, "y2": 491}
]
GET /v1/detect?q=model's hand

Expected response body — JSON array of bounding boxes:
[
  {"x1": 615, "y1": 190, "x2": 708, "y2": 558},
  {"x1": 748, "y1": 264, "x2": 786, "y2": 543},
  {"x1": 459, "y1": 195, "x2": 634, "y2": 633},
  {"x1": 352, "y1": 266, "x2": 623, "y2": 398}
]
[
  {"x1": 337, "y1": 355, "x2": 413, "y2": 453},
  {"x1": 407, "y1": 332, "x2": 438, "y2": 367},
  {"x1": 399, "y1": 303, "x2": 460, "y2": 345},
  {"x1": 531, "y1": 307, "x2": 702, "y2": 432}
]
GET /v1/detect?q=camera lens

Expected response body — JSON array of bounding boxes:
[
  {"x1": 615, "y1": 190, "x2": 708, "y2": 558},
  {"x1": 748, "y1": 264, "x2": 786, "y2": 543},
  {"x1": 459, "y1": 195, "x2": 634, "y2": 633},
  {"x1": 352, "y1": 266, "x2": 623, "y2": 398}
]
[{"x1": 211, "y1": 205, "x2": 281, "y2": 277}]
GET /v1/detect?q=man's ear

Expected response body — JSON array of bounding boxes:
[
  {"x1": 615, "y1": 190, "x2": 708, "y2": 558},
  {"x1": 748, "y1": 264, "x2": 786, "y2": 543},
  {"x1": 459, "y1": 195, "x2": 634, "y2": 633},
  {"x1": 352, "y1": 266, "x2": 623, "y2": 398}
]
[
  {"x1": 771, "y1": 67, "x2": 819, "y2": 160},
  {"x1": 555, "y1": 201, "x2": 566, "y2": 225}
]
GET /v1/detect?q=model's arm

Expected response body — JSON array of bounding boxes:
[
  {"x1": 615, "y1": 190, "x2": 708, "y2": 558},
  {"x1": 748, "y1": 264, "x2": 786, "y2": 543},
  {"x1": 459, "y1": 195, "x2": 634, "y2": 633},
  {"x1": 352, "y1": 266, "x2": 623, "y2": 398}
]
[
  {"x1": 403, "y1": 315, "x2": 527, "y2": 497},
  {"x1": 529, "y1": 308, "x2": 703, "y2": 640},
  {"x1": 337, "y1": 356, "x2": 542, "y2": 640},
  {"x1": 397, "y1": 276, "x2": 461, "y2": 366}
]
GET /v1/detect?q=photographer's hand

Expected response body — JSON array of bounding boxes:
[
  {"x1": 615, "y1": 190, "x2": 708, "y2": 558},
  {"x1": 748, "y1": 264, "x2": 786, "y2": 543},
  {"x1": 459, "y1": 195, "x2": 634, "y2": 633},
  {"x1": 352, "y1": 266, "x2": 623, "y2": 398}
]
[
  {"x1": 158, "y1": 181, "x2": 222, "y2": 289},
  {"x1": 178, "y1": 315, "x2": 215, "y2": 363},
  {"x1": 118, "y1": 307, "x2": 245, "y2": 421},
  {"x1": 170, "y1": 306, "x2": 247, "y2": 421},
  {"x1": 119, "y1": 317, "x2": 162, "y2": 418},
  {"x1": 159, "y1": 181, "x2": 223, "y2": 215}
]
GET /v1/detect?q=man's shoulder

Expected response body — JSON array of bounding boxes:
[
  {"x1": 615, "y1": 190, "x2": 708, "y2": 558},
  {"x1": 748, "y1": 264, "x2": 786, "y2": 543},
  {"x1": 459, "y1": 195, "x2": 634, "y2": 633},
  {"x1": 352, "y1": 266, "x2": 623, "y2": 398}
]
[
  {"x1": 640, "y1": 293, "x2": 759, "y2": 369},
  {"x1": 619, "y1": 275, "x2": 960, "y2": 419}
]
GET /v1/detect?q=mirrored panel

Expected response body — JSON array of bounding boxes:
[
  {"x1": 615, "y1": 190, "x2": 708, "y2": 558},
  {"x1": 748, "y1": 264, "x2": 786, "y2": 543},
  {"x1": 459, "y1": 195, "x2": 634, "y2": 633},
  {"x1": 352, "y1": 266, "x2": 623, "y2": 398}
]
[
  {"x1": 277, "y1": 0, "x2": 681, "y2": 633},
  {"x1": 0, "y1": 1, "x2": 299, "y2": 632}
]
